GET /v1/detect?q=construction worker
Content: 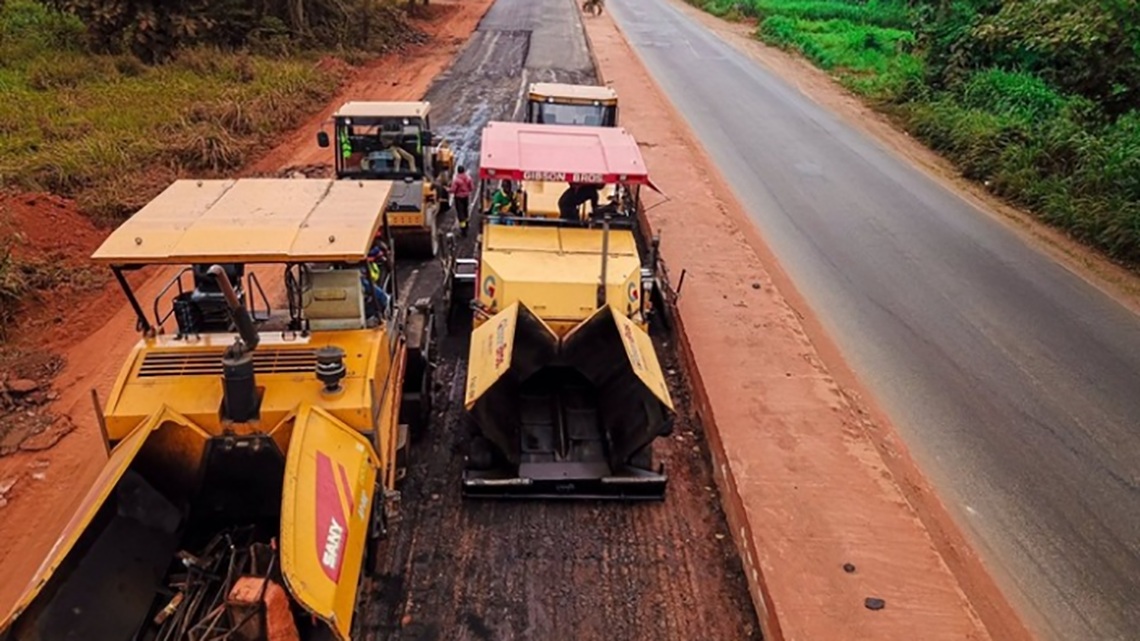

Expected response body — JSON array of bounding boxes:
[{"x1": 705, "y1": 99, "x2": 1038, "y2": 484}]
[
  {"x1": 451, "y1": 165, "x2": 475, "y2": 236},
  {"x1": 488, "y1": 180, "x2": 518, "y2": 225},
  {"x1": 380, "y1": 132, "x2": 417, "y2": 173},
  {"x1": 558, "y1": 183, "x2": 602, "y2": 221},
  {"x1": 361, "y1": 239, "x2": 390, "y2": 316}
]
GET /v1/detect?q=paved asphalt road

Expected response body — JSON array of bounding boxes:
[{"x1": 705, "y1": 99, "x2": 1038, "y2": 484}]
[{"x1": 608, "y1": 0, "x2": 1140, "y2": 638}]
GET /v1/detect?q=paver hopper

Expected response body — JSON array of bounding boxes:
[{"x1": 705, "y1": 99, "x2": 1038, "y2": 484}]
[{"x1": 456, "y1": 122, "x2": 674, "y2": 499}]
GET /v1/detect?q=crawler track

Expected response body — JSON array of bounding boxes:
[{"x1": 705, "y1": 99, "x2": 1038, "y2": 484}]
[{"x1": 359, "y1": 0, "x2": 761, "y2": 638}]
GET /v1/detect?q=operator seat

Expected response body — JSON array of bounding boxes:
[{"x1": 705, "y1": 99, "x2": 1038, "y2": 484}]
[{"x1": 172, "y1": 264, "x2": 246, "y2": 335}]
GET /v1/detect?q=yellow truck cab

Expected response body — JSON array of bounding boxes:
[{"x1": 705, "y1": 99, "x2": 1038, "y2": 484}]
[
  {"x1": 318, "y1": 101, "x2": 453, "y2": 258},
  {"x1": 1, "y1": 179, "x2": 434, "y2": 641},
  {"x1": 456, "y1": 122, "x2": 674, "y2": 500}
]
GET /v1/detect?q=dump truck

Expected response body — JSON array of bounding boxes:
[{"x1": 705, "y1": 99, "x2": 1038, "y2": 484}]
[
  {"x1": 317, "y1": 101, "x2": 453, "y2": 258},
  {"x1": 454, "y1": 122, "x2": 674, "y2": 499},
  {"x1": 0, "y1": 178, "x2": 435, "y2": 641},
  {"x1": 522, "y1": 83, "x2": 620, "y2": 217}
]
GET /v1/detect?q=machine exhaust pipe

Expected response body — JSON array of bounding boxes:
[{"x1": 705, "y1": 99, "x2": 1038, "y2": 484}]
[
  {"x1": 208, "y1": 264, "x2": 259, "y2": 351},
  {"x1": 208, "y1": 265, "x2": 261, "y2": 422}
]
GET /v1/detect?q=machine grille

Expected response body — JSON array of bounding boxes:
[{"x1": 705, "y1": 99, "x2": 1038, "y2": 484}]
[{"x1": 138, "y1": 348, "x2": 318, "y2": 378}]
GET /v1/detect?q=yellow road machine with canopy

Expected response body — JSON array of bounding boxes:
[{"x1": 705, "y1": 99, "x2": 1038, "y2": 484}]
[
  {"x1": 318, "y1": 101, "x2": 454, "y2": 258},
  {"x1": 0, "y1": 178, "x2": 435, "y2": 641},
  {"x1": 522, "y1": 83, "x2": 620, "y2": 217},
  {"x1": 525, "y1": 82, "x2": 618, "y2": 127},
  {"x1": 455, "y1": 122, "x2": 674, "y2": 500}
]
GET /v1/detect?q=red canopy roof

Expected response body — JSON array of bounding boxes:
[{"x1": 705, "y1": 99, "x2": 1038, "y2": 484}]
[{"x1": 478, "y1": 122, "x2": 659, "y2": 190}]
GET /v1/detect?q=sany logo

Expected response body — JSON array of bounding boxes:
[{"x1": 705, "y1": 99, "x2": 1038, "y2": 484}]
[
  {"x1": 322, "y1": 518, "x2": 345, "y2": 571},
  {"x1": 315, "y1": 452, "x2": 349, "y2": 583}
]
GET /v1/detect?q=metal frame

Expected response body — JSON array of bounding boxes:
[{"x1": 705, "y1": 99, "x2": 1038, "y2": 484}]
[{"x1": 462, "y1": 465, "x2": 667, "y2": 500}]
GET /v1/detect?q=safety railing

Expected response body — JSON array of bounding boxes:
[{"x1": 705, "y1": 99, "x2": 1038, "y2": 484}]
[
  {"x1": 247, "y1": 272, "x2": 271, "y2": 322},
  {"x1": 153, "y1": 267, "x2": 193, "y2": 333}
]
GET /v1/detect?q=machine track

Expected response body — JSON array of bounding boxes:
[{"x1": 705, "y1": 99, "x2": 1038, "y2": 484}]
[{"x1": 366, "y1": 0, "x2": 761, "y2": 638}]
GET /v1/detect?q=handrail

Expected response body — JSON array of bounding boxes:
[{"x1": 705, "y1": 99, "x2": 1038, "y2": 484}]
[
  {"x1": 153, "y1": 266, "x2": 192, "y2": 332},
  {"x1": 247, "y1": 272, "x2": 271, "y2": 322}
]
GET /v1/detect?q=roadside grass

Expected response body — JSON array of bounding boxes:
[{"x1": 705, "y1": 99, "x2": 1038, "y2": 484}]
[
  {"x1": 687, "y1": 0, "x2": 1140, "y2": 264},
  {"x1": 0, "y1": 230, "x2": 24, "y2": 338},
  {"x1": 0, "y1": 0, "x2": 352, "y2": 222}
]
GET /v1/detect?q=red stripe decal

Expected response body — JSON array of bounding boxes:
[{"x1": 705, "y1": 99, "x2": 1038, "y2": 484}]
[
  {"x1": 338, "y1": 462, "x2": 355, "y2": 514},
  {"x1": 315, "y1": 452, "x2": 348, "y2": 583}
]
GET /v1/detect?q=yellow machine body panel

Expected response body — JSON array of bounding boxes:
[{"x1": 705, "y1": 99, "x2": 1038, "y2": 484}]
[
  {"x1": 102, "y1": 329, "x2": 400, "y2": 442},
  {"x1": 589, "y1": 306, "x2": 672, "y2": 410},
  {"x1": 91, "y1": 179, "x2": 392, "y2": 265},
  {"x1": 465, "y1": 302, "x2": 519, "y2": 409},
  {"x1": 387, "y1": 210, "x2": 426, "y2": 229},
  {"x1": 281, "y1": 405, "x2": 379, "y2": 641},
  {"x1": 475, "y1": 225, "x2": 645, "y2": 334},
  {"x1": 520, "y1": 181, "x2": 616, "y2": 218}
]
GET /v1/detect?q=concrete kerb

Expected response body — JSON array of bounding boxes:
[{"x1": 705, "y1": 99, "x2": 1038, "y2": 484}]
[
  {"x1": 661, "y1": 294, "x2": 787, "y2": 641},
  {"x1": 584, "y1": 12, "x2": 785, "y2": 641}
]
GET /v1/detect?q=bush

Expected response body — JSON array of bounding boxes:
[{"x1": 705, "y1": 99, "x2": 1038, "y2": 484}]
[
  {"x1": 43, "y1": 0, "x2": 420, "y2": 61},
  {"x1": 958, "y1": 69, "x2": 1064, "y2": 124},
  {"x1": 0, "y1": 0, "x2": 85, "y2": 57},
  {"x1": 698, "y1": 0, "x2": 1140, "y2": 263},
  {"x1": 26, "y1": 53, "x2": 116, "y2": 89},
  {"x1": 753, "y1": 0, "x2": 910, "y2": 28},
  {"x1": 970, "y1": 0, "x2": 1140, "y2": 116},
  {"x1": 0, "y1": 217, "x2": 28, "y2": 337}
]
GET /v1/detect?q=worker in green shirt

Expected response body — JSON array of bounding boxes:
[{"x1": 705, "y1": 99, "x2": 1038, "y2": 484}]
[{"x1": 487, "y1": 180, "x2": 518, "y2": 225}]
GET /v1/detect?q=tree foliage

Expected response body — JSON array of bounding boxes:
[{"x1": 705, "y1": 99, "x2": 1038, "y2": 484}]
[
  {"x1": 912, "y1": 0, "x2": 1140, "y2": 114},
  {"x1": 44, "y1": 0, "x2": 415, "y2": 61}
]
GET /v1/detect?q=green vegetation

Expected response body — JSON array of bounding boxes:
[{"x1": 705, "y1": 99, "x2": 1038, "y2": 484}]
[
  {"x1": 0, "y1": 225, "x2": 25, "y2": 337},
  {"x1": 0, "y1": 0, "x2": 419, "y2": 221},
  {"x1": 41, "y1": 0, "x2": 419, "y2": 62},
  {"x1": 690, "y1": 0, "x2": 1140, "y2": 264}
]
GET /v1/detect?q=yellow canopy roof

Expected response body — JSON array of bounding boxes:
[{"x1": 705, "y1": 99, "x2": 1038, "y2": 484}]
[
  {"x1": 333, "y1": 101, "x2": 431, "y2": 119},
  {"x1": 528, "y1": 82, "x2": 617, "y2": 103},
  {"x1": 91, "y1": 179, "x2": 394, "y2": 265}
]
